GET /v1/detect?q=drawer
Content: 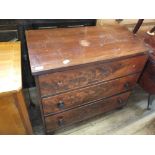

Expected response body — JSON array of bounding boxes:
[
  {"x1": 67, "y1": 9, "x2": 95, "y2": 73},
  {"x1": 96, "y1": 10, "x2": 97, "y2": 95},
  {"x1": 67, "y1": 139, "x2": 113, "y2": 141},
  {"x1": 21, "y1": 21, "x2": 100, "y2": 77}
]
[
  {"x1": 38, "y1": 55, "x2": 147, "y2": 97},
  {"x1": 45, "y1": 92, "x2": 130, "y2": 132},
  {"x1": 42, "y1": 73, "x2": 139, "y2": 115}
]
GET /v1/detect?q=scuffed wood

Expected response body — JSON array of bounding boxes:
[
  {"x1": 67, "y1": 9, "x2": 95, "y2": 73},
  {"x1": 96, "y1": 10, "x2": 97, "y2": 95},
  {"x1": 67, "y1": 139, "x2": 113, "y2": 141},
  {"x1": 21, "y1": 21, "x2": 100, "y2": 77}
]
[
  {"x1": 26, "y1": 25, "x2": 148, "y2": 75},
  {"x1": 38, "y1": 55, "x2": 147, "y2": 97},
  {"x1": 45, "y1": 92, "x2": 130, "y2": 132},
  {"x1": 42, "y1": 74, "x2": 140, "y2": 115}
]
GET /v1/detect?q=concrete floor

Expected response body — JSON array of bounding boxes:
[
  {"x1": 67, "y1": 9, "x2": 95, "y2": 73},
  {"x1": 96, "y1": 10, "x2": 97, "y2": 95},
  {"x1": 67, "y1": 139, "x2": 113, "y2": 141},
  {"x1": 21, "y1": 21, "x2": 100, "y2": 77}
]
[{"x1": 24, "y1": 85, "x2": 155, "y2": 135}]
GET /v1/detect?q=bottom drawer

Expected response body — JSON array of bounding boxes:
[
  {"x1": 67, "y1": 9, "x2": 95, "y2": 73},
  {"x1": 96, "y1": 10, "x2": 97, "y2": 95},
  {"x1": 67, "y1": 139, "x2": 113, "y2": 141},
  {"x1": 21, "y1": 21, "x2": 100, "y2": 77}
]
[{"x1": 45, "y1": 92, "x2": 130, "y2": 132}]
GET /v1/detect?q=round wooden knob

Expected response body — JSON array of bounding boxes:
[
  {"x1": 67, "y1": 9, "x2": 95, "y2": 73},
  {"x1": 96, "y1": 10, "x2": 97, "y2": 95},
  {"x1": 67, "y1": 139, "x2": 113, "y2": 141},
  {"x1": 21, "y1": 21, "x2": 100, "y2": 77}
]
[
  {"x1": 124, "y1": 82, "x2": 130, "y2": 89},
  {"x1": 100, "y1": 67, "x2": 109, "y2": 74},
  {"x1": 57, "y1": 101, "x2": 65, "y2": 110},
  {"x1": 58, "y1": 118, "x2": 64, "y2": 126}
]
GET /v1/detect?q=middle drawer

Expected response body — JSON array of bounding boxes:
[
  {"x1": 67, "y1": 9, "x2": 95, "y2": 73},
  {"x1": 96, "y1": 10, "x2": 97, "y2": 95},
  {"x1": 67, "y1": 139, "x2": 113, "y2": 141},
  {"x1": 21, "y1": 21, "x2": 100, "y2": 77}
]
[{"x1": 42, "y1": 73, "x2": 139, "y2": 115}]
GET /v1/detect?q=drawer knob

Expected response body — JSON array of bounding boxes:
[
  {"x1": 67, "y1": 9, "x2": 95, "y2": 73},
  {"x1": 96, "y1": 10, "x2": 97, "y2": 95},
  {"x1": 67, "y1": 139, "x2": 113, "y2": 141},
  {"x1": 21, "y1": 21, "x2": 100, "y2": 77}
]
[
  {"x1": 124, "y1": 82, "x2": 130, "y2": 89},
  {"x1": 58, "y1": 118, "x2": 64, "y2": 127},
  {"x1": 101, "y1": 67, "x2": 109, "y2": 74},
  {"x1": 57, "y1": 101, "x2": 65, "y2": 109}
]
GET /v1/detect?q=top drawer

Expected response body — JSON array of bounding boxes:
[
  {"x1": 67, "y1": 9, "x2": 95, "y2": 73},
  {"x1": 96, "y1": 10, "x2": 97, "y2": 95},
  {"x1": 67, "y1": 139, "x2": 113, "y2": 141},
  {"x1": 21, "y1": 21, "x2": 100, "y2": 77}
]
[{"x1": 38, "y1": 55, "x2": 147, "y2": 97}]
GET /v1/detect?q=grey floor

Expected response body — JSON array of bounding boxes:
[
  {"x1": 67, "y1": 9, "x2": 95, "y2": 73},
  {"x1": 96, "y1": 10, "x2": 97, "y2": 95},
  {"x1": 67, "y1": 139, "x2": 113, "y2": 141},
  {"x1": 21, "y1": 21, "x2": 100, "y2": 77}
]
[{"x1": 24, "y1": 85, "x2": 155, "y2": 135}]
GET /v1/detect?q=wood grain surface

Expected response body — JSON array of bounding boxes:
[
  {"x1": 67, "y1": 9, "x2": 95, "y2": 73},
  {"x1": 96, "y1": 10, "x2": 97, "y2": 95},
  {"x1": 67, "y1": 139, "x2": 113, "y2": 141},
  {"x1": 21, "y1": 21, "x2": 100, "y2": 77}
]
[
  {"x1": 0, "y1": 42, "x2": 21, "y2": 94},
  {"x1": 42, "y1": 73, "x2": 139, "y2": 115},
  {"x1": 27, "y1": 25, "x2": 149, "y2": 134},
  {"x1": 45, "y1": 92, "x2": 130, "y2": 132},
  {"x1": 38, "y1": 55, "x2": 147, "y2": 97},
  {"x1": 0, "y1": 42, "x2": 32, "y2": 134},
  {"x1": 26, "y1": 25, "x2": 148, "y2": 75},
  {"x1": 0, "y1": 94, "x2": 26, "y2": 134}
]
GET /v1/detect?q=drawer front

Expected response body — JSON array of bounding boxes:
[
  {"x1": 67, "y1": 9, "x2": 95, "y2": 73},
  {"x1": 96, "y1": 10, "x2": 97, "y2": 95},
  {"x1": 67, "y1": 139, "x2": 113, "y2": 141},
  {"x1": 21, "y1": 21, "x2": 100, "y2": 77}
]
[
  {"x1": 38, "y1": 55, "x2": 147, "y2": 97},
  {"x1": 42, "y1": 74, "x2": 139, "y2": 115},
  {"x1": 45, "y1": 92, "x2": 130, "y2": 132}
]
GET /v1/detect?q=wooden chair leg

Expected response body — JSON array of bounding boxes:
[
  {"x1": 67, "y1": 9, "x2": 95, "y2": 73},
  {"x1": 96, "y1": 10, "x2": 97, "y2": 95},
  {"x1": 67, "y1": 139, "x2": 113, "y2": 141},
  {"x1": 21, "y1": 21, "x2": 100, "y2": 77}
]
[
  {"x1": 133, "y1": 19, "x2": 144, "y2": 34},
  {"x1": 27, "y1": 88, "x2": 35, "y2": 108}
]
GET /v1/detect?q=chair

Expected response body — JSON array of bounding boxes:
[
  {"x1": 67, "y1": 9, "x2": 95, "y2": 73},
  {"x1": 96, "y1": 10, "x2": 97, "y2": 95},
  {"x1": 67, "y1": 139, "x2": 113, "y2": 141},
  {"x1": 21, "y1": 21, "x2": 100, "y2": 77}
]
[{"x1": 133, "y1": 19, "x2": 155, "y2": 109}]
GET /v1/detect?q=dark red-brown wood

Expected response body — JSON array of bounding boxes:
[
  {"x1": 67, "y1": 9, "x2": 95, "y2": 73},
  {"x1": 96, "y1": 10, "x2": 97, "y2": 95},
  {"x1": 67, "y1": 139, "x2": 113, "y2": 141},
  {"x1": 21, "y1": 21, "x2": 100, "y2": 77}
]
[
  {"x1": 26, "y1": 25, "x2": 149, "y2": 134},
  {"x1": 38, "y1": 54, "x2": 147, "y2": 97},
  {"x1": 26, "y1": 25, "x2": 148, "y2": 75},
  {"x1": 45, "y1": 92, "x2": 130, "y2": 132},
  {"x1": 139, "y1": 33, "x2": 155, "y2": 94},
  {"x1": 42, "y1": 73, "x2": 139, "y2": 115}
]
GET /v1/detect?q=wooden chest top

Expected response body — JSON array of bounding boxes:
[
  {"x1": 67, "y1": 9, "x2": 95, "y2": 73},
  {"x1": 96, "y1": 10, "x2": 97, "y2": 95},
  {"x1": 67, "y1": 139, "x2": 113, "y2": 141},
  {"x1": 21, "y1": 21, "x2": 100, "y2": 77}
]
[
  {"x1": 26, "y1": 24, "x2": 148, "y2": 75},
  {"x1": 0, "y1": 42, "x2": 21, "y2": 94}
]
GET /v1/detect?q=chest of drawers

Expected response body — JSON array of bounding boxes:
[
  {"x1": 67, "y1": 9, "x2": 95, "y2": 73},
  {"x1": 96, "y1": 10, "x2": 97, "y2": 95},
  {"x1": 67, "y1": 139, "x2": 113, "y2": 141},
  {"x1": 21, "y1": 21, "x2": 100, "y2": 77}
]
[{"x1": 26, "y1": 25, "x2": 148, "y2": 134}]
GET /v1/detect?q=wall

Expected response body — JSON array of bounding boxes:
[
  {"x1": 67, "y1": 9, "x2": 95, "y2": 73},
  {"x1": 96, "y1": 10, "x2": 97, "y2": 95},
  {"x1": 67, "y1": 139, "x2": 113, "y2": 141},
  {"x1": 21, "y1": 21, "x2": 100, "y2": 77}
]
[{"x1": 96, "y1": 19, "x2": 155, "y2": 33}]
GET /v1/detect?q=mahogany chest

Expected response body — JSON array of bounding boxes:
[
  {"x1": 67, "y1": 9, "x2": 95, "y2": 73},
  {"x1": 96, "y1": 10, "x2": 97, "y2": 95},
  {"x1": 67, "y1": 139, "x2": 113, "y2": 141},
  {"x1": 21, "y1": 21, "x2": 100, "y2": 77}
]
[{"x1": 26, "y1": 25, "x2": 148, "y2": 134}]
